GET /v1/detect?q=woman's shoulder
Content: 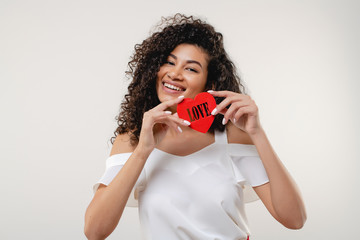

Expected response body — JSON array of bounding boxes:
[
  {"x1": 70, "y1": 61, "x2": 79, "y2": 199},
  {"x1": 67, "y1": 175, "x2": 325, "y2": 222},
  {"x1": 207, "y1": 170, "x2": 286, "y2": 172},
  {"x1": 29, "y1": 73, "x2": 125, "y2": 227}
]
[
  {"x1": 110, "y1": 132, "x2": 136, "y2": 156},
  {"x1": 225, "y1": 122, "x2": 254, "y2": 145}
]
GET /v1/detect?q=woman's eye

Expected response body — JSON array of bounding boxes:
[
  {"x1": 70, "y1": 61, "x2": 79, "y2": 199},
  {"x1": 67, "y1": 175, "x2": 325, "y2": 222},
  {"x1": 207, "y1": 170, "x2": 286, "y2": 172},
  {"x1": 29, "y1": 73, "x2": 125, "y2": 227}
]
[
  {"x1": 186, "y1": 68, "x2": 198, "y2": 73},
  {"x1": 165, "y1": 61, "x2": 175, "y2": 65}
]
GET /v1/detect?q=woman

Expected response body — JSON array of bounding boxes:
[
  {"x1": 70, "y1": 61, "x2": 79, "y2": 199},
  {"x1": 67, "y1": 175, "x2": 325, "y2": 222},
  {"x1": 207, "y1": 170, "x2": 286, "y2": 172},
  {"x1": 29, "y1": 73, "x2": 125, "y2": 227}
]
[{"x1": 84, "y1": 14, "x2": 306, "y2": 240}]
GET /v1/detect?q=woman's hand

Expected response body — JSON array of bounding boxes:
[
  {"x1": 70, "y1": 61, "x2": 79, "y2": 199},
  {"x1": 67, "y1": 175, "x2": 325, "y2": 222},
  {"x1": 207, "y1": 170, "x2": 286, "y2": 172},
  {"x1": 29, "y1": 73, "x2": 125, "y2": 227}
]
[
  {"x1": 138, "y1": 96, "x2": 191, "y2": 152},
  {"x1": 208, "y1": 90, "x2": 262, "y2": 135}
]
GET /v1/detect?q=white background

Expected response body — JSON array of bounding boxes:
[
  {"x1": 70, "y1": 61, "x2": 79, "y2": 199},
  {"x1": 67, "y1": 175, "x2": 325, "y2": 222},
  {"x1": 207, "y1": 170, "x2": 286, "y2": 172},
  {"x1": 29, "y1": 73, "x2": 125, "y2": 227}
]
[{"x1": 1, "y1": 0, "x2": 359, "y2": 239}]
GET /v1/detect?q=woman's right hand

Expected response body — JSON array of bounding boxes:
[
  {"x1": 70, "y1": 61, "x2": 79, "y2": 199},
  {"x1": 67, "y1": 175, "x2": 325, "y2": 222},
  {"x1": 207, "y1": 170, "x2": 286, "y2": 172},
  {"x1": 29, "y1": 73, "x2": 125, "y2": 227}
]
[
  {"x1": 85, "y1": 98, "x2": 190, "y2": 240},
  {"x1": 137, "y1": 96, "x2": 191, "y2": 152}
]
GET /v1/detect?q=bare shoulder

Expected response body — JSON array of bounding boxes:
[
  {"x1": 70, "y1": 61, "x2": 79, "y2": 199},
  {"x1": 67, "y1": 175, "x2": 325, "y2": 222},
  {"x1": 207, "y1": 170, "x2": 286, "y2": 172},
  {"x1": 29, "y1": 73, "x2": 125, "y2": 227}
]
[
  {"x1": 226, "y1": 122, "x2": 254, "y2": 145},
  {"x1": 110, "y1": 132, "x2": 136, "y2": 156}
]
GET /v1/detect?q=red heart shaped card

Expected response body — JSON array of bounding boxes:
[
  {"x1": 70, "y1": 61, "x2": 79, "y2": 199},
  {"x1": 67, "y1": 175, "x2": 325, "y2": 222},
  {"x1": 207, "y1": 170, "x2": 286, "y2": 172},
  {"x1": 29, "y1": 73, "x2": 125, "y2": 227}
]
[{"x1": 177, "y1": 92, "x2": 216, "y2": 133}]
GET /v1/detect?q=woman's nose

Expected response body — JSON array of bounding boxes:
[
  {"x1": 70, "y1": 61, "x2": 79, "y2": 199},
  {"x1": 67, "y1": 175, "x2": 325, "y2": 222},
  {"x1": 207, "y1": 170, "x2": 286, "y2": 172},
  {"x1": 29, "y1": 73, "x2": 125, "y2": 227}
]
[{"x1": 167, "y1": 69, "x2": 183, "y2": 80}]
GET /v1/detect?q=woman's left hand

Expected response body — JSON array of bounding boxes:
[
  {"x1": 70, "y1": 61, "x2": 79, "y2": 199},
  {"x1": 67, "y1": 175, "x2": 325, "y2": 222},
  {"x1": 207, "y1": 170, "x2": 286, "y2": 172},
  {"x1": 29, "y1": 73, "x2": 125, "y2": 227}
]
[{"x1": 208, "y1": 90, "x2": 262, "y2": 135}]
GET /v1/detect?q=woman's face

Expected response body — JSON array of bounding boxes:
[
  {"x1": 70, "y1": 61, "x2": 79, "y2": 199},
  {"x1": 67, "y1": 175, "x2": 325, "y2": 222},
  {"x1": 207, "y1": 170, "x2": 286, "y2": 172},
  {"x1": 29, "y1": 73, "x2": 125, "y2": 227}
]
[{"x1": 156, "y1": 43, "x2": 209, "y2": 104}]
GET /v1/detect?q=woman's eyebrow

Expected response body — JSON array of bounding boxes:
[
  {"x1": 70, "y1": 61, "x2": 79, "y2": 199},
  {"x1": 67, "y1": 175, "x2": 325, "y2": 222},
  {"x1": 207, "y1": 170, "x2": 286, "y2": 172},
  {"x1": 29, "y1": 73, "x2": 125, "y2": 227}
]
[{"x1": 169, "y1": 54, "x2": 203, "y2": 69}]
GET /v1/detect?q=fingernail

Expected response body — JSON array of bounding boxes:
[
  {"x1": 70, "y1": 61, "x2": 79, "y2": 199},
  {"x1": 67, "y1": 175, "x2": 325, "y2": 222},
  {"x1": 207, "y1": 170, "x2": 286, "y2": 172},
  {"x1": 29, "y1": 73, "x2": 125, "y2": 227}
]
[
  {"x1": 178, "y1": 95, "x2": 184, "y2": 99},
  {"x1": 211, "y1": 108, "x2": 217, "y2": 115},
  {"x1": 207, "y1": 90, "x2": 214, "y2": 93},
  {"x1": 233, "y1": 118, "x2": 236, "y2": 122},
  {"x1": 222, "y1": 118, "x2": 226, "y2": 125},
  {"x1": 183, "y1": 120, "x2": 191, "y2": 126},
  {"x1": 164, "y1": 111, "x2": 172, "y2": 115},
  {"x1": 177, "y1": 126, "x2": 183, "y2": 133}
]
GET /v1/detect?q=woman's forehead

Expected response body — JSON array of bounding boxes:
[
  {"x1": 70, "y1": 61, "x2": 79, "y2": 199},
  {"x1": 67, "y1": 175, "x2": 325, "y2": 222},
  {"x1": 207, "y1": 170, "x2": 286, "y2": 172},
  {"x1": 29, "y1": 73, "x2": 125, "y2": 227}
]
[{"x1": 169, "y1": 44, "x2": 209, "y2": 65}]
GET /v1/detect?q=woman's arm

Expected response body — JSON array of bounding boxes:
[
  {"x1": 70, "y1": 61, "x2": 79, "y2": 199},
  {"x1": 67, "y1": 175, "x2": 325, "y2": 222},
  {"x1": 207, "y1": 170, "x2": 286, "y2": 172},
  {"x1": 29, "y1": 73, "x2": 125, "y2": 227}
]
[
  {"x1": 208, "y1": 90, "x2": 307, "y2": 229},
  {"x1": 84, "y1": 96, "x2": 188, "y2": 240},
  {"x1": 250, "y1": 127, "x2": 307, "y2": 229},
  {"x1": 84, "y1": 136, "x2": 151, "y2": 240}
]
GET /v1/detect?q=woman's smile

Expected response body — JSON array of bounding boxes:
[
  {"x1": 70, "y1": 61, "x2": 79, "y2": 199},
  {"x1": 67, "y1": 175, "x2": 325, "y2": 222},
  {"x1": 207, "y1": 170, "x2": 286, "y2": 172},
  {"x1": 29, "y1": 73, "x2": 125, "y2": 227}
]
[
  {"x1": 156, "y1": 43, "x2": 209, "y2": 103},
  {"x1": 162, "y1": 81, "x2": 186, "y2": 93}
]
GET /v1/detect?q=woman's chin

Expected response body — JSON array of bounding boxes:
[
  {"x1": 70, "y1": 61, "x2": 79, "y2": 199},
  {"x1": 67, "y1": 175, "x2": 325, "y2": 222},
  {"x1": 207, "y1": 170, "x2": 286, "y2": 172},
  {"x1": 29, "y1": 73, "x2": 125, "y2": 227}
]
[{"x1": 162, "y1": 95, "x2": 173, "y2": 101}]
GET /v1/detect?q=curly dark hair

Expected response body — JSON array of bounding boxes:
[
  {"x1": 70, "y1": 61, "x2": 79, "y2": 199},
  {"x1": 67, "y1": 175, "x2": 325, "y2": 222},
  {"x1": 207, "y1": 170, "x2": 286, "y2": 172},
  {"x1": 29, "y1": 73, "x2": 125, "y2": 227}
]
[{"x1": 110, "y1": 13, "x2": 247, "y2": 146}]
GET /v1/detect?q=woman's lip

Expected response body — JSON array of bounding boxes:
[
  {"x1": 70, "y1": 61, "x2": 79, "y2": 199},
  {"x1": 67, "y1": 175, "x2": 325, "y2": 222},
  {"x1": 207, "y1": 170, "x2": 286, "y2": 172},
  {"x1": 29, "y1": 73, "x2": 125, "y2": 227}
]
[
  {"x1": 162, "y1": 80, "x2": 186, "y2": 91},
  {"x1": 161, "y1": 82, "x2": 185, "y2": 94}
]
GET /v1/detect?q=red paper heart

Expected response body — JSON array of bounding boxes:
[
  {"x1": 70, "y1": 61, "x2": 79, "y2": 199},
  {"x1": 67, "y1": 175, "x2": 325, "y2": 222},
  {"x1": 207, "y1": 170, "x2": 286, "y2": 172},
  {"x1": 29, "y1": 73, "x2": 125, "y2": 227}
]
[{"x1": 177, "y1": 92, "x2": 216, "y2": 133}]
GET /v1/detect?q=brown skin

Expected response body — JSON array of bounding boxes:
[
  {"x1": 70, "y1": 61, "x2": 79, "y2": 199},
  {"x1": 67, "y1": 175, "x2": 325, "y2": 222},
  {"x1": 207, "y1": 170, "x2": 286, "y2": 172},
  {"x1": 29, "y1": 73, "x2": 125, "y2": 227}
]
[
  {"x1": 111, "y1": 13, "x2": 245, "y2": 146},
  {"x1": 209, "y1": 90, "x2": 307, "y2": 229},
  {"x1": 156, "y1": 43, "x2": 209, "y2": 110},
  {"x1": 84, "y1": 96, "x2": 188, "y2": 240},
  {"x1": 84, "y1": 43, "x2": 306, "y2": 239}
]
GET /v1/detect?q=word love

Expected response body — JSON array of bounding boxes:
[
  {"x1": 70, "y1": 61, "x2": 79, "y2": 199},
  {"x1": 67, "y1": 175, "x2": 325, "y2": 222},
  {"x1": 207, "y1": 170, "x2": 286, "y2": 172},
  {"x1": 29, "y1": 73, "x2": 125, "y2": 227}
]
[
  {"x1": 177, "y1": 92, "x2": 216, "y2": 133},
  {"x1": 186, "y1": 102, "x2": 211, "y2": 122}
]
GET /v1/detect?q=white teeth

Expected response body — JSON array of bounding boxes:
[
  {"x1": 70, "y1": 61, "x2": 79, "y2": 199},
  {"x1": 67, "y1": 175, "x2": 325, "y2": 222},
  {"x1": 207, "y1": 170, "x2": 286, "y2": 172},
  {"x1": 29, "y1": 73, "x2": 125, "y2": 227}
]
[{"x1": 163, "y1": 82, "x2": 184, "y2": 91}]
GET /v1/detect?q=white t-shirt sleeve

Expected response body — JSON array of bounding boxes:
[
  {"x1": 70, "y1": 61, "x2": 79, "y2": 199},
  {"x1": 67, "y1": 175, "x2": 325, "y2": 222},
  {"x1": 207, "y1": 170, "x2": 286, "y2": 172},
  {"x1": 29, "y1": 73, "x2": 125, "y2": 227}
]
[
  {"x1": 228, "y1": 144, "x2": 269, "y2": 203},
  {"x1": 93, "y1": 153, "x2": 146, "y2": 207}
]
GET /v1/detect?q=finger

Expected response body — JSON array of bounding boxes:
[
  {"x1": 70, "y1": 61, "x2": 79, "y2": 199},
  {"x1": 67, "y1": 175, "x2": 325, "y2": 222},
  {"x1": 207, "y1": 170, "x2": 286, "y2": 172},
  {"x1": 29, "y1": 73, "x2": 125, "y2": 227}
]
[
  {"x1": 142, "y1": 111, "x2": 171, "y2": 133},
  {"x1": 217, "y1": 108, "x2": 227, "y2": 115},
  {"x1": 148, "y1": 110, "x2": 173, "y2": 121},
  {"x1": 173, "y1": 111, "x2": 192, "y2": 127},
  {"x1": 156, "y1": 95, "x2": 185, "y2": 111},
  {"x1": 153, "y1": 111, "x2": 190, "y2": 133},
  {"x1": 153, "y1": 121, "x2": 179, "y2": 136},
  {"x1": 212, "y1": 95, "x2": 252, "y2": 116},
  {"x1": 233, "y1": 106, "x2": 256, "y2": 122},
  {"x1": 163, "y1": 113, "x2": 191, "y2": 133},
  {"x1": 163, "y1": 118, "x2": 184, "y2": 133},
  {"x1": 208, "y1": 90, "x2": 251, "y2": 103},
  {"x1": 167, "y1": 114, "x2": 191, "y2": 127},
  {"x1": 153, "y1": 114, "x2": 183, "y2": 133},
  {"x1": 148, "y1": 109, "x2": 190, "y2": 129},
  {"x1": 223, "y1": 102, "x2": 250, "y2": 125},
  {"x1": 211, "y1": 96, "x2": 241, "y2": 116},
  {"x1": 207, "y1": 90, "x2": 237, "y2": 98},
  {"x1": 177, "y1": 126, "x2": 183, "y2": 133}
]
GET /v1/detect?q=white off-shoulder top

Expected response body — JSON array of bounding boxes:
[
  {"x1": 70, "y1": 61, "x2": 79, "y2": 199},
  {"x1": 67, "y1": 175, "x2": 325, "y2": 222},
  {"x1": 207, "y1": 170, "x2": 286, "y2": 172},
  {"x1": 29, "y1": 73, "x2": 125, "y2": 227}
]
[{"x1": 93, "y1": 129, "x2": 269, "y2": 240}]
